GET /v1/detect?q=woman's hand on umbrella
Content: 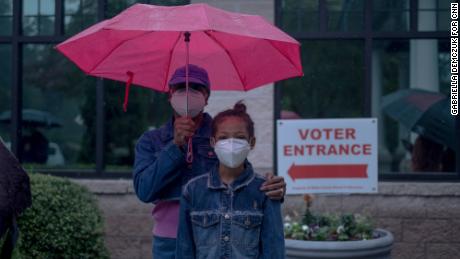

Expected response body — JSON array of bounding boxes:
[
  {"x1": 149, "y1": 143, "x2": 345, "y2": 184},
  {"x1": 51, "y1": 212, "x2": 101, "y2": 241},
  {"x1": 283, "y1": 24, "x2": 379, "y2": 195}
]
[
  {"x1": 260, "y1": 173, "x2": 286, "y2": 200},
  {"x1": 173, "y1": 117, "x2": 196, "y2": 147}
]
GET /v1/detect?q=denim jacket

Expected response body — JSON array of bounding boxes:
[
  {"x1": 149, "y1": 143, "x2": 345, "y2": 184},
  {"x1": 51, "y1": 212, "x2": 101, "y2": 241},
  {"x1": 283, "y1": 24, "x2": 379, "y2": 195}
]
[
  {"x1": 133, "y1": 113, "x2": 218, "y2": 203},
  {"x1": 176, "y1": 162, "x2": 285, "y2": 259}
]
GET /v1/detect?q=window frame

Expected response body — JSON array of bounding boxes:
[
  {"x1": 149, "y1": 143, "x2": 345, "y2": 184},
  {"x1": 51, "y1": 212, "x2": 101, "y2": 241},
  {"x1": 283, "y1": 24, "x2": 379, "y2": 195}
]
[
  {"x1": 0, "y1": 0, "x2": 189, "y2": 178},
  {"x1": 274, "y1": 0, "x2": 460, "y2": 181},
  {"x1": 1, "y1": 0, "x2": 457, "y2": 180}
]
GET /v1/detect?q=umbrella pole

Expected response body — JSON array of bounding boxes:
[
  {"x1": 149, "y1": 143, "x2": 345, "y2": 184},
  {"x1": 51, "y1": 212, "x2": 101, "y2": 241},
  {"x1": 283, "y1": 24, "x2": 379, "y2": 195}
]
[
  {"x1": 184, "y1": 31, "x2": 191, "y2": 117},
  {"x1": 184, "y1": 31, "x2": 193, "y2": 163}
]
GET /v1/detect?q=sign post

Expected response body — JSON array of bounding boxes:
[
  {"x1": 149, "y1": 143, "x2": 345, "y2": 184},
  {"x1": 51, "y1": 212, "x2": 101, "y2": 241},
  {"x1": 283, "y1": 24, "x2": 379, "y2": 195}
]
[{"x1": 277, "y1": 118, "x2": 378, "y2": 194}]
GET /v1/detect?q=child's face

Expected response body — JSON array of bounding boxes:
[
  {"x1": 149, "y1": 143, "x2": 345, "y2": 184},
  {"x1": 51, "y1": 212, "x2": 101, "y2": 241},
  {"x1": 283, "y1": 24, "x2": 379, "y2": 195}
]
[{"x1": 212, "y1": 116, "x2": 255, "y2": 147}]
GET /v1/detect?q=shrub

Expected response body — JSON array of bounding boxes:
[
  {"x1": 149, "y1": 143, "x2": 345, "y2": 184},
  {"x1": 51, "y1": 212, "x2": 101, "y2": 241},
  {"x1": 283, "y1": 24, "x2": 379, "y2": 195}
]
[
  {"x1": 16, "y1": 173, "x2": 109, "y2": 259},
  {"x1": 284, "y1": 195, "x2": 375, "y2": 241}
]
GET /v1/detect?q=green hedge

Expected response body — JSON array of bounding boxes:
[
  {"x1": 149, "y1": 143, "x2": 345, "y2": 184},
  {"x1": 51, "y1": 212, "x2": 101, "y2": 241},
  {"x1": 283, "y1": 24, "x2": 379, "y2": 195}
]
[{"x1": 16, "y1": 173, "x2": 109, "y2": 259}]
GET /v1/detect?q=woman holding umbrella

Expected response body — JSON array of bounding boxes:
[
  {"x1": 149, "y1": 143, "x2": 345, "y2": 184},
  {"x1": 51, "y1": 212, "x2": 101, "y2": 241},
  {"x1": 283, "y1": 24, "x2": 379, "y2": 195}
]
[{"x1": 56, "y1": 4, "x2": 303, "y2": 257}]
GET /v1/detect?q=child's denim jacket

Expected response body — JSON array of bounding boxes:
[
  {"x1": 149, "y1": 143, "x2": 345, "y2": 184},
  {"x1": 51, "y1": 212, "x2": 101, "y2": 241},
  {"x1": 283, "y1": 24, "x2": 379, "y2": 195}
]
[{"x1": 176, "y1": 161, "x2": 285, "y2": 259}]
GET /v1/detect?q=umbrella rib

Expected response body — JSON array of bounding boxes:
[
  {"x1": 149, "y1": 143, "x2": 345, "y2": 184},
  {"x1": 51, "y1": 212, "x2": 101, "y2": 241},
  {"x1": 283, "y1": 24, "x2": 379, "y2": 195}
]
[
  {"x1": 162, "y1": 32, "x2": 182, "y2": 92},
  {"x1": 88, "y1": 30, "x2": 153, "y2": 74},
  {"x1": 204, "y1": 31, "x2": 246, "y2": 90},
  {"x1": 266, "y1": 39, "x2": 302, "y2": 75}
]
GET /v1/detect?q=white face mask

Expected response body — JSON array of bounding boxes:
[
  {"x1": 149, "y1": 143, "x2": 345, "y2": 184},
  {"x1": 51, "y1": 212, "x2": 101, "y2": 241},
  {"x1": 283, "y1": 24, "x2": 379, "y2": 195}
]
[
  {"x1": 214, "y1": 138, "x2": 251, "y2": 168},
  {"x1": 170, "y1": 88, "x2": 206, "y2": 117}
]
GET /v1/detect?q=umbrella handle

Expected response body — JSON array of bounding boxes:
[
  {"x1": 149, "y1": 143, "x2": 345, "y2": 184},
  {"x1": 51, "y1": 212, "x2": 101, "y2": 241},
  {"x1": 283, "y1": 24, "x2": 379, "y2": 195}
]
[
  {"x1": 123, "y1": 71, "x2": 134, "y2": 112},
  {"x1": 186, "y1": 137, "x2": 193, "y2": 163}
]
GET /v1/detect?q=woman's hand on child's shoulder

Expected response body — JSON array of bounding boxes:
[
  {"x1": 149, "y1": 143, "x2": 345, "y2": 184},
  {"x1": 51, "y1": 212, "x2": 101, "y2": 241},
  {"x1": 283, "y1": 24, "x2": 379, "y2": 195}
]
[{"x1": 260, "y1": 173, "x2": 286, "y2": 200}]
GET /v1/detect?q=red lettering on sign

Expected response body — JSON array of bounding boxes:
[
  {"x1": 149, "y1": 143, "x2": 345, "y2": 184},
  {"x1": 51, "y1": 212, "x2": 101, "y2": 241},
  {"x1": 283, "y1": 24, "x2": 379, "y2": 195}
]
[
  {"x1": 351, "y1": 144, "x2": 360, "y2": 155},
  {"x1": 339, "y1": 144, "x2": 349, "y2": 155},
  {"x1": 346, "y1": 128, "x2": 356, "y2": 139},
  {"x1": 284, "y1": 144, "x2": 370, "y2": 156},
  {"x1": 311, "y1": 129, "x2": 321, "y2": 140},
  {"x1": 328, "y1": 144, "x2": 338, "y2": 155},
  {"x1": 305, "y1": 145, "x2": 314, "y2": 155},
  {"x1": 284, "y1": 145, "x2": 292, "y2": 156},
  {"x1": 298, "y1": 128, "x2": 357, "y2": 141},
  {"x1": 294, "y1": 145, "x2": 304, "y2": 156},
  {"x1": 317, "y1": 144, "x2": 326, "y2": 155},
  {"x1": 363, "y1": 144, "x2": 372, "y2": 155},
  {"x1": 298, "y1": 129, "x2": 309, "y2": 140},
  {"x1": 323, "y1": 128, "x2": 333, "y2": 139},
  {"x1": 334, "y1": 128, "x2": 344, "y2": 139}
]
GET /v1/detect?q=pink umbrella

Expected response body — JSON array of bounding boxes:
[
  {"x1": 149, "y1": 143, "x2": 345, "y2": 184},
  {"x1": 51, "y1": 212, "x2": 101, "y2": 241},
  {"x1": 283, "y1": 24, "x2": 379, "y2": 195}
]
[
  {"x1": 57, "y1": 3, "x2": 302, "y2": 95},
  {"x1": 56, "y1": 3, "x2": 303, "y2": 162}
]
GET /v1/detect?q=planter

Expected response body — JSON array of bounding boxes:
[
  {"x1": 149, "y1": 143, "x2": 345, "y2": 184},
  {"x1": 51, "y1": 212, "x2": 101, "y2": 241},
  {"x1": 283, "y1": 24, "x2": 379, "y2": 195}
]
[{"x1": 285, "y1": 229, "x2": 394, "y2": 259}]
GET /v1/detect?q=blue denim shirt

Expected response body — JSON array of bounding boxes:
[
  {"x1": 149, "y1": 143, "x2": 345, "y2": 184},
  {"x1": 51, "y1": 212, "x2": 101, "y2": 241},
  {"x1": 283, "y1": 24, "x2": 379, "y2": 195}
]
[
  {"x1": 133, "y1": 113, "x2": 218, "y2": 203},
  {"x1": 176, "y1": 162, "x2": 285, "y2": 259}
]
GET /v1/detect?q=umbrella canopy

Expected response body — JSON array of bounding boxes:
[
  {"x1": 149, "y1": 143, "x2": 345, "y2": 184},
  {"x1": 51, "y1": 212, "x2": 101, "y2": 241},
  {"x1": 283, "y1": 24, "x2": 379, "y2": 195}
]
[
  {"x1": 381, "y1": 89, "x2": 455, "y2": 151},
  {"x1": 56, "y1": 3, "x2": 303, "y2": 163},
  {"x1": 56, "y1": 3, "x2": 303, "y2": 92},
  {"x1": 0, "y1": 109, "x2": 62, "y2": 128}
]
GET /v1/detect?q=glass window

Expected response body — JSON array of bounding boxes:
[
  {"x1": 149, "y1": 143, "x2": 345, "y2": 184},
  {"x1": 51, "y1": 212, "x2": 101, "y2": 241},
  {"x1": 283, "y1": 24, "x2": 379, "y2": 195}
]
[
  {"x1": 373, "y1": 39, "x2": 455, "y2": 173},
  {"x1": 280, "y1": 40, "x2": 364, "y2": 119},
  {"x1": 0, "y1": 0, "x2": 13, "y2": 35},
  {"x1": 22, "y1": 0, "x2": 55, "y2": 36},
  {"x1": 327, "y1": 0, "x2": 364, "y2": 32},
  {"x1": 103, "y1": 0, "x2": 187, "y2": 170},
  {"x1": 104, "y1": 82, "x2": 171, "y2": 170},
  {"x1": 64, "y1": 0, "x2": 97, "y2": 35},
  {"x1": 0, "y1": 44, "x2": 12, "y2": 145},
  {"x1": 279, "y1": 0, "x2": 319, "y2": 33},
  {"x1": 373, "y1": 0, "x2": 410, "y2": 31},
  {"x1": 418, "y1": 0, "x2": 450, "y2": 31},
  {"x1": 107, "y1": 0, "x2": 189, "y2": 18},
  {"x1": 22, "y1": 44, "x2": 96, "y2": 170}
]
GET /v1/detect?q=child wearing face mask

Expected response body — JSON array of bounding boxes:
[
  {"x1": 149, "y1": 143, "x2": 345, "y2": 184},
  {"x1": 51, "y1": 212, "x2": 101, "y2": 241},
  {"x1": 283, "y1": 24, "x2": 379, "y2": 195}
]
[{"x1": 176, "y1": 101, "x2": 285, "y2": 259}]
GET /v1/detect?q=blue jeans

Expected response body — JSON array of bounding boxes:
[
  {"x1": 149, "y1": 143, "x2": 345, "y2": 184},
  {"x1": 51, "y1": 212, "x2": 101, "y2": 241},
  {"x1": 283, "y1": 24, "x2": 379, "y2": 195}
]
[{"x1": 153, "y1": 236, "x2": 176, "y2": 259}]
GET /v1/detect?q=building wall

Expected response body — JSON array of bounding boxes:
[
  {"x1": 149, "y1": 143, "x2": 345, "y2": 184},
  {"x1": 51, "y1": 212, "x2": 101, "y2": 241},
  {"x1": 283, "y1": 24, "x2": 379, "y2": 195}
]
[
  {"x1": 73, "y1": 179, "x2": 460, "y2": 259},
  {"x1": 72, "y1": 180, "x2": 153, "y2": 259},
  {"x1": 194, "y1": 0, "x2": 275, "y2": 172}
]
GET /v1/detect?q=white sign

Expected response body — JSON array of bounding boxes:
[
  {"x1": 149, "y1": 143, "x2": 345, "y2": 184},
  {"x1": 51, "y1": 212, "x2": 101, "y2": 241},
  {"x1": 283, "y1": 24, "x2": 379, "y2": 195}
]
[{"x1": 277, "y1": 118, "x2": 378, "y2": 194}]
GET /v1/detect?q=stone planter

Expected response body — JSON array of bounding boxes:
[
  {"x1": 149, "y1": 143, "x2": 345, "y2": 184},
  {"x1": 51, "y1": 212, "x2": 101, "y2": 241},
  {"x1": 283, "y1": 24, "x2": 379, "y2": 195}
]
[{"x1": 285, "y1": 229, "x2": 394, "y2": 259}]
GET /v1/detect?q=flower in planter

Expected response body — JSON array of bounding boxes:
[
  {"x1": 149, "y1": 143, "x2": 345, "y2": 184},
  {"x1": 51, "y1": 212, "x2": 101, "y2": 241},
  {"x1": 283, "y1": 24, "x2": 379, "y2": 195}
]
[{"x1": 284, "y1": 194, "x2": 375, "y2": 241}]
